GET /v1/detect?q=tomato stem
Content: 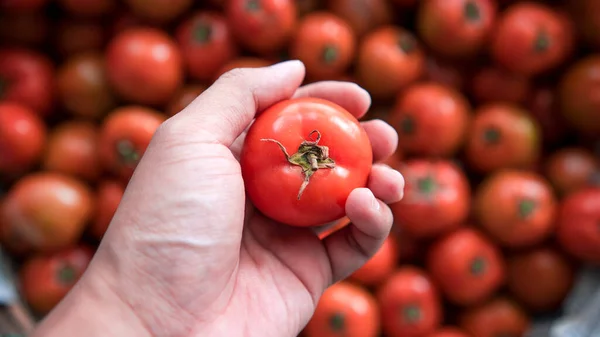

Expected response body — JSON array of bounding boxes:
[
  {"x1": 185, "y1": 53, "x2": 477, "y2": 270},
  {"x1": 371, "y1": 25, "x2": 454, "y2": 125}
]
[
  {"x1": 399, "y1": 115, "x2": 415, "y2": 135},
  {"x1": 321, "y1": 45, "x2": 338, "y2": 65},
  {"x1": 534, "y1": 30, "x2": 551, "y2": 53},
  {"x1": 469, "y1": 256, "x2": 487, "y2": 276},
  {"x1": 517, "y1": 198, "x2": 536, "y2": 219},
  {"x1": 57, "y1": 264, "x2": 77, "y2": 285},
  {"x1": 245, "y1": 0, "x2": 260, "y2": 11},
  {"x1": 328, "y1": 313, "x2": 345, "y2": 332},
  {"x1": 193, "y1": 21, "x2": 213, "y2": 44},
  {"x1": 402, "y1": 304, "x2": 422, "y2": 323},
  {"x1": 261, "y1": 130, "x2": 336, "y2": 200},
  {"x1": 116, "y1": 140, "x2": 140, "y2": 166},
  {"x1": 398, "y1": 33, "x2": 417, "y2": 54},
  {"x1": 464, "y1": 1, "x2": 481, "y2": 22},
  {"x1": 483, "y1": 126, "x2": 501, "y2": 145}
]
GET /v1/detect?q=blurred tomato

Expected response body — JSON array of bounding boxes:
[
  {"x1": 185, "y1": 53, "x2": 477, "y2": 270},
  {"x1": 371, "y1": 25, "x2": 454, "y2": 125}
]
[
  {"x1": 426, "y1": 327, "x2": 470, "y2": 337},
  {"x1": 545, "y1": 148, "x2": 600, "y2": 196},
  {"x1": 0, "y1": 48, "x2": 55, "y2": 115},
  {"x1": 90, "y1": 179, "x2": 125, "y2": 240},
  {"x1": 526, "y1": 86, "x2": 568, "y2": 145},
  {"x1": 57, "y1": 0, "x2": 116, "y2": 17},
  {"x1": 19, "y1": 245, "x2": 94, "y2": 314},
  {"x1": 56, "y1": 52, "x2": 115, "y2": 119},
  {"x1": 427, "y1": 228, "x2": 505, "y2": 306},
  {"x1": 0, "y1": 12, "x2": 49, "y2": 47},
  {"x1": 349, "y1": 235, "x2": 398, "y2": 287},
  {"x1": 459, "y1": 297, "x2": 530, "y2": 337},
  {"x1": 391, "y1": 160, "x2": 470, "y2": 239},
  {"x1": 418, "y1": 0, "x2": 497, "y2": 57},
  {"x1": 388, "y1": 82, "x2": 470, "y2": 157},
  {"x1": 106, "y1": 28, "x2": 183, "y2": 106},
  {"x1": 556, "y1": 188, "x2": 600, "y2": 264},
  {"x1": 304, "y1": 282, "x2": 380, "y2": 337},
  {"x1": 470, "y1": 66, "x2": 530, "y2": 104},
  {"x1": 42, "y1": 121, "x2": 101, "y2": 182},
  {"x1": 327, "y1": 0, "x2": 392, "y2": 37},
  {"x1": 422, "y1": 56, "x2": 468, "y2": 91},
  {"x1": 124, "y1": 0, "x2": 192, "y2": 23},
  {"x1": 0, "y1": 0, "x2": 47, "y2": 12},
  {"x1": 0, "y1": 102, "x2": 46, "y2": 176},
  {"x1": 176, "y1": 12, "x2": 237, "y2": 82},
  {"x1": 214, "y1": 57, "x2": 273, "y2": 80},
  {"x1": 377, "y1": 267, "x2": 442, "y2": 337},
  {"x1": 166, "y1": 84, "x2": 207, "y2": 117},
  {"x1": 54, "y1": 20, "x2": 107, "y2": 57},
  {"x1": 290, "y1": 12, "x2": 355, "y2": 81},
  {"x1": 356, "y1": 26, "x2": 425, "y2": 100}
]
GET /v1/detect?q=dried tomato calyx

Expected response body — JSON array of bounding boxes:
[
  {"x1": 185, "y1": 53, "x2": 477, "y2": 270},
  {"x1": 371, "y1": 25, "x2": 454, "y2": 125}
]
[
  {"x1": 116, "y1": 139, "x2": 140, "y2": 166},
  {"x1": 262, "y1": 130, "x2": 336, "y2": 200}
]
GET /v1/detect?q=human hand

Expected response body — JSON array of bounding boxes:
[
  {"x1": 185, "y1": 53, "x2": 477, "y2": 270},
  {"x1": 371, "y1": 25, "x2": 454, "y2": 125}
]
[{"x1": 33, "y1": 61, "x2": 404, "y2": 337}]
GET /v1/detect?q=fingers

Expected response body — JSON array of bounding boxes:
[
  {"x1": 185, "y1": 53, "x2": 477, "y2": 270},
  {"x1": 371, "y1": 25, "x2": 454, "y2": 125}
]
[
  {"x1": 361, "y1": 119, "x2": 398, "y2": 162},
  {"x1": 293, "y1": 81, "x2": 372, "y2": 119},
  {"x1": 368, "y1": 164, "x2": 405, "y2": 204}
]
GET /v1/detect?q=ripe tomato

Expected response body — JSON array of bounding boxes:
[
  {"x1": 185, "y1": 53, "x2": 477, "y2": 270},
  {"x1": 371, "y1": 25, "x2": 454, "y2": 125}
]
[
  {"x1": 556, "y1": 188, "x2": 600, "y2": 264},
  {"x1": 558, "y1": 56, "x2": 600, "y2": 134},
  {"x1": 176, "y1": 11, "x2": 237, "y2": 82},
  {"x1": 388, "y1": 82, "x2": 470, "y2": 157},
  {"x1": 349, "y1": 235, "x2": 398, "y2": 287},
  {"x1": 0, "y1": 0, "x2": 48, "y2": 12},
  {"x1": 290, "y1": 12, "x2": 355, "y2": 81},
  {"x1": 57, "y1": 0, "x2": 116, "y2": 17},
  {"x1": 99, "y1": 106, "x2": 166, "y2": 181},
  {"x1": 507, "y1": 247, "x2": 575, "y2": 312},
  {"x1": 427, "y1": 228, "x2": 505, "y2": 306},
  {"x1": 213, "y1": 57, "x2": 272, "y2": 81},
  {"x1": 0, "y1": 47, "x2": 55, "y2": 115},
  {"x1": 0, "y1": 102, "x2": 46, "y2": 176},
  {"x1": 42, "y1": 121, "x2": 101, "y2": 182},
  {"x1": 166, "y1": 84, "x2": 206, "y2": 117},
  {"x1": 56, "y1": 52, "x2": 115, "y2": 119},
  {"x1": 226, "y1": 0, "x2": 297, "y2": 55},
  {"x1": 459, "y1": 297, "x2": 530, "y2": 337},
  {"x1": 391, "y1": 160, "x2": 470, "y2": 239},
  {"x1": 376, "y1": 267, "x2": 442, "y2": 337},
  {"x1": 0, "y1": 11, "x2": 49, "y2": 47},
  {"x1": 124, "y1": 0, "x2": 192, "y2": 23},
  {"x1": 106, "y1": 28, "x2": 183, "y2": 106},
  {"x1": 327, "y1": 0, "x2": 392, "y2": 37},
  {"x1": 89, "y1": 179, "x2": 125, "y2": 240},
  {"x1": 545, "y1": 148, "x2": 600, "y2": 196},
  {"x1": 426, "y1": 327, "x2": 469, "y2": 337},
  {"x1": 470, "y1": 66, "x2": 531, "y2": 104},
  {"x1": 356, "y1": 26, "x2": 425, "y2": 100},
  {"x1": 526, "y1": 86, "x2": 568, "y2": 146},
  {"x1": 54, "y1": 20, "x2": 107, "y2": 57},
  {"x1": 417, "y1": 0, "x2": 497, "y2": 57},
  {"x1": 240, "y1": 98, "x2": 372, "y2": 227},
  {"x1": 20, "y1": 245, "x2": 94, "y2": 314},
  {"x1": 490, "y1": 2, "x2": 574, "y2": 76},
  {"x1": 0, "y1": 172, "x2": 94, "y2": 254},
  {"x1": 465, "y1": 103, "x2": 541, "y2": 173},
  {"x1": 474, "y1": 170, "x2": 557, "y2": 248}
]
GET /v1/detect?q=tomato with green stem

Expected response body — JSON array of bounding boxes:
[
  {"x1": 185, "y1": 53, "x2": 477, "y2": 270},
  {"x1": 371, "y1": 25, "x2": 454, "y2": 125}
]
[{"x1": 459, "y1": 297, "x2": 530, "y2": 337}]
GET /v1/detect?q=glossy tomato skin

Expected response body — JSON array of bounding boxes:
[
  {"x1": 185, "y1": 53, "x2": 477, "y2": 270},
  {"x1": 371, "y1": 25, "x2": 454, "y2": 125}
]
[
  {"x1": 558, "y1": 56, "x2": 600, "y2": 134},
  {"x1": 556, "y1": 188, "x2": 600, "y2": 264},
  {"x1": 0, "y1": 102, "x2": 47, "y2": 176},
  {"x1": 427, "y1": 228, "x2": 506, "y2": 306},
  {"x1": 388, "y1": 83, "x2": 470, "y2": 157},
  {"x1": 459, "y1": 297, "x2": 530, "y2": 337},
  {"x1": 0, "y1": 48, "x2": 55, "y2": 116},
  {"x1": 241, "y1": 98, "x2": 372, "y2": 227},
  {"x1": 166, "y1": 84, "x2": 207, "y2": 117},
  {"x1": 349, "y1": 235, "x2": 398, "y2": 287},
  {"x1": 426, "y1": 327, "x2": 470, "y2": 337},
  {"x1": 176, "y1": 11, "x2": 237, "y2": 82},
  {"x1": 474, "y1": 170, "x2": 557, "y2": 248},
  {"x1": 106, "y1": 28, "x2": 183, "y2": 106},
  {"x1": 391, "y1": 160, "x2": 470, "y2": 239},
  {"x1": 226, "y1": 0, "x2": 297, "y2": 55},
  {"x1": 99, "y1": 106, "x2": 167, "y2": 181},
  {"x1": 42, "y1": 121, "x2": 101, "y2": 182},
  {"x1": 290, "y1": 12, "x2": 355, "y2": 81},
  {"x1": 56, "y1": 52, "x2": 115, "y2": 119},
  {"x1": 465, "y1": 103, "x2": 541, "y2": 173},
  {"x1": 0, "y1": 172, "x2": 94, "y2": 254},
  {"x1": 304, "y1": 282, "x2": 380, "y2": 337},
  {"x1": 19, "y1": 245, "x2": 94, "y2": 314},
  {"x1": 545, "y1": 148, "x2": 600, "y2": 196},
  {"x1": 57, "y1": 0, "x2": 116, "y2": 17},
  {"x1": 356, "y1": 26, "x2": 425, "y2": 100},
  {"x1": 327, "y1": 0, "x2": 392, "y2": 37},
  {"x1": 418, "y1": 0, "x2": 497, "y2": 57},
  {"x1": 491, "y1": 3, "x2": 574, "y2": 76},
  {"x1": 213, "y1": 57, "x2": 272, "y2": 81},
  {"x1": 377, "y1": 267, "x2": 442, "y2": 337},
  {"x1": 54, "y1": 20, "x2": 107, "y2": 57},
  {"x1": 89, "y1": 179, "x2": 125, "y2": 240},
  {"x1": 124, "y1": 0, "x2": 192, "y2": 23},
  {"x1": 470, "y1": 66, "x2": 531, "y2": 105}
]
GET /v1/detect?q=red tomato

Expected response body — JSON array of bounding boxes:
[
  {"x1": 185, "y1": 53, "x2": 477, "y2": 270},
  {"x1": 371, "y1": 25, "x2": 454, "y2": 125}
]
[
  {"x1": 327, "y1": 0, "x2": 392, "y2": 37},
  {"x1": 99, "y1": 106, "x2": 167, "y2": 181},
  {"x1": 226, "y1": 0, "x2": 297, "y2": 55},
  {"x1": 470, "y1": 66, "x2": 531, "y2": 104},
  {"x1": 124, "y1": 0, "x2": 192, "y2": 22},
  {"x1": 213, "y1": 57, "x2": 272, "y2": 81},
  {"x1": 89, "y1": 179, "x2": 125, "y2": 240},
  {"x1": 166, "y1": 84, "x2": 207, "y2": 117},
  {"x1": 0, "y1": 102, "x2": 46, "y2": 176},
  {"x1": 490, "y1": 2, "x2": 574, "y2": 76},
  {"x1": 349, "y1": 235, "x2": 398, "y2": 287},
  {"x1": 356, "y1": 26, "x2": 425, "y2": 100},
  {"x1": 459, "y1": 297, "x2": 530, "y2": 337},
  {"x1": 427, "y1": 228, "x2": 505, "y2": 306},
  {"x1": 465, "y1": 103, "x2": 541, "y2": 173},
  {"x1": 54, "y1": 20, "x2": 107, "y2": 57},
  {"x1": 545, "y1": 148, "x2": 600, "y2": 196},
  {"x1": 240, "y1": 97, "x2": 372, "y2": 227},
  {"x1": 57, "y1": 0, "x2": 116, "y2": 17},
  {"x1": 474, "y1": 170, "x2": 557, "y2": 248},
  {"x1": 388, "y1": 83, "x2": 470, "y2": 157},
  {"x1": 290, "y1": 12, "x2": 356, "y2": 81},
  {"x1": 106, "y1": 28, "x2": 184, "y2": 106},
  {"x1": 556, "y1": 188, "x2": 600, "y2": 264},
  {"x1": 56, "y1": 52, "x2": 115, "y2": 119},
  {"x1": 0, "y1": 47, "x2": 55, "y2": 115},
  {"x1": 377, "y1": 267, "x2": 442, "y2": 337},
  {"x1": 0, "y1": 12, "x2": 49, "y2": 47},
  {"x1": 526, "y1": 86, "x2": 568, "y2": 145},
  {"x1": 0, "y1": 0, "x2": 48, "y2": 12},
  {"x1": 19, "y1": 245, "x2": 94, "y2": 314},
  {"x1": 42, "y1": 121, "x2": 101, "y2": 182},
  {"x1": 391, "y1": 160, "x2": 470, "y2": 239},
  {"x1": 426, "y1": 327, "x2": 470, "y2": 337},
  {"x1": 0, "y1": 172, "x2": 94, "y2": 254},
  {"x1": 304, "y1": 282, "x2": 380, "y2": 337}
]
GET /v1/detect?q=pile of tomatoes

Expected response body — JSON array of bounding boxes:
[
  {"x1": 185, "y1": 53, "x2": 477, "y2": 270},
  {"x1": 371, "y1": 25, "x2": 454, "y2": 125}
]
[{"x1": 1, "y1": 0, "x2": 600, "y2": 336}]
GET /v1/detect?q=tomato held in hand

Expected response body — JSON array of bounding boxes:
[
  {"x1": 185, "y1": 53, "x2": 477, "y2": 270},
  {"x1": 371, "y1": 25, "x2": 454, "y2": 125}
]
[
  {"x1": 305, "y1": 282, "x2": 379, "y2": 337},
  {"x1": 99, "y1": 106, "x2": 166, "y2": 181},
  {"x1": 349, "y1": 235, "x2": 398, "y2": 287},
  {"x1": 556, "y1": 188, "x2": 600, "y2": 264},
  {"x1": 19, "y1": 245, "x2": 94, "y2": 314},
  {"x1": 241, "y1": 98, "x2": 372, "y2": 227},
  {"x1": 459, "y1": 297, "x2": 530, "y2": 337},
  {"x1": 470, "y1": 66, "x2": 531, "y2": 105},
  {"x1": 427, "y1": 228, "x2": 505, "y2": 306},
  {"x1": 391, "y1": 160, "x2": 470, "y2": 239},
  {"x1": 89, "y1": 179, "x2": 125, "y2": 240},
  {"x1": 377, "y1": 267, "x2": 442, "y2": 337},
  {"x1": 166, "y1": 84, "x2": 207, "y2": 117},
  {"x1": 124, "y1": 0, "x2": 192, "y2": 23},
  {"x1": 545, "y1": 147, "x2": 600, "y2": 196},
  {"x1": 558, "y1": 56, "x2": 600, "y2": 134},
  {"x1": 327, "y1": 0, "x2": 392, "y2": 38}
]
